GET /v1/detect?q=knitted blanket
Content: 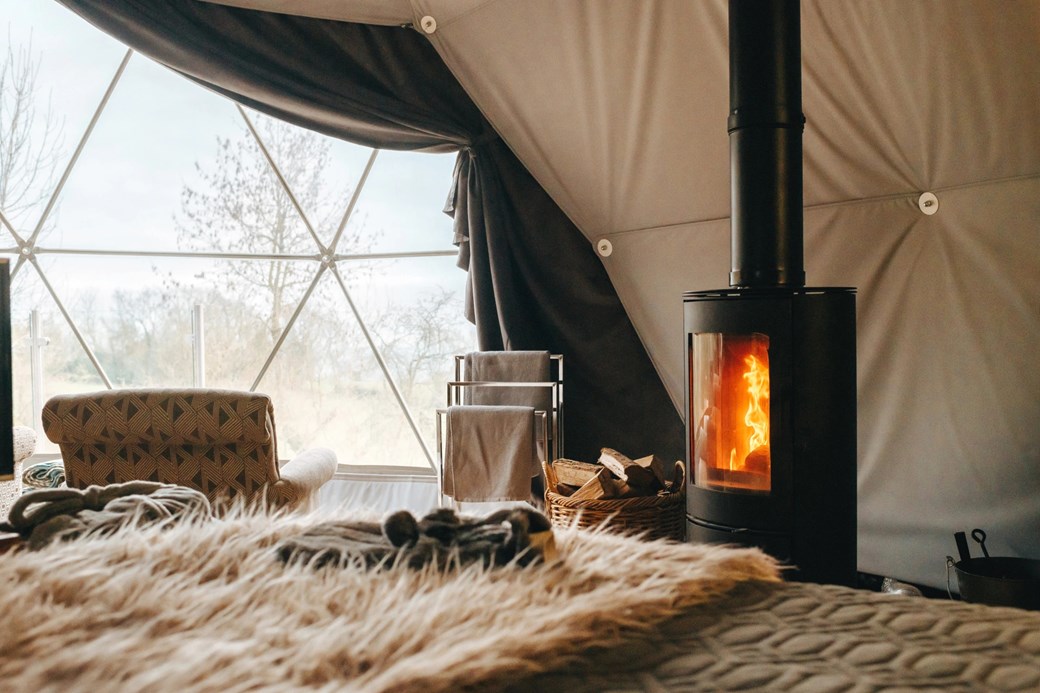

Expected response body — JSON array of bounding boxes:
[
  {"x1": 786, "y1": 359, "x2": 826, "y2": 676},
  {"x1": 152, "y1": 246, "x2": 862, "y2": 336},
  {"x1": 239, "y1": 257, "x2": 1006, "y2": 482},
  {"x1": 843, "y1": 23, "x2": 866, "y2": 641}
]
[{"x1": 0, "y1": 509, "x2": 778, "y2": 692}]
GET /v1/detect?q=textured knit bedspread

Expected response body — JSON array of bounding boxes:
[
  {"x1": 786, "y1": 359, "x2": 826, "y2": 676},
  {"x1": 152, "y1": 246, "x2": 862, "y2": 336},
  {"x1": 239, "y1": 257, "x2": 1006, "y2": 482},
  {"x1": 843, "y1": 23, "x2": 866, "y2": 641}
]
[{"x1": 509, "y1": 580, "x2": 1040, "y2": 692}]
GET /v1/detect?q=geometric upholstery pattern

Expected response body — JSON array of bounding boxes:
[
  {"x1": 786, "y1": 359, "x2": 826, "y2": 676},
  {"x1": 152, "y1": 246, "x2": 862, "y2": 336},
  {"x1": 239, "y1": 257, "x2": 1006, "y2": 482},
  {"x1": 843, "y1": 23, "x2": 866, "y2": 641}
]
[{"x1": 42, "y1": 389, "x2": 336, "y2": 508}]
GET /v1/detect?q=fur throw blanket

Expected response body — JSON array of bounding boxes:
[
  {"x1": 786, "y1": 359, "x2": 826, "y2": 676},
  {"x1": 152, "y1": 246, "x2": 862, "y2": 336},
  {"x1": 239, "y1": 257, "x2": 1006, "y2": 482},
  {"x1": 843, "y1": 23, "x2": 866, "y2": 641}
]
[{"x1": 0, "y1": 509, "x2": 779, "y2": 692}]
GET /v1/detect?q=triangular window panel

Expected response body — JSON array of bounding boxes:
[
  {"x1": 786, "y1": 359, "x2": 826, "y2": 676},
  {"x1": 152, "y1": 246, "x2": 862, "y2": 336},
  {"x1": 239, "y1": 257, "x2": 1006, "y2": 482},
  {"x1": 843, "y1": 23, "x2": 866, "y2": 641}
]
[
  {"x1": 253, "y1": 270, "x2": 433, "y2": 470},
  {"x1": 0, "y1": 1, "x2": 127, "y2": 233},
  {"x1": 34, "y1": 255, "x2": 196, "y2": 389},
  {"x1": 345, "y1": 149, "x2": 458, "y2": 254},
  {"x1": 8, "y1": 264, "x2": 108, "y2": 453},
  {"x1": 198, "y1": 258, "x2": 319, "y2": 393},
  {"x1": 41, "y1": 55, "x2": 241, "y2": 251},
  {"x1": 246, "y1": 111, "x2": 376, "y2": 252},
  {"x1": 338, "y1": 255, "x2": 475, "y2": 458}
]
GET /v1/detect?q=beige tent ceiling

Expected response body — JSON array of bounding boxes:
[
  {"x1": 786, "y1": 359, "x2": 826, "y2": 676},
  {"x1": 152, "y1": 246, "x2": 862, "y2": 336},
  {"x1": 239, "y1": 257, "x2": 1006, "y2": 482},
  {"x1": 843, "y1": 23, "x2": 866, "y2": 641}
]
[{"x1": 204, "y1": 0, "x2": 1040, "y2": 589}]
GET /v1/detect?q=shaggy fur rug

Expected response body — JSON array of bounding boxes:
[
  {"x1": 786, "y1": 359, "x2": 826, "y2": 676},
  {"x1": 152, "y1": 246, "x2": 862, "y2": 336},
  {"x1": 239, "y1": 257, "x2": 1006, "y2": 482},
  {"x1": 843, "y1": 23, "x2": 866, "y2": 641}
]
[{"x1": 0, "y1": 509, "x2": 779, "y2": 692}]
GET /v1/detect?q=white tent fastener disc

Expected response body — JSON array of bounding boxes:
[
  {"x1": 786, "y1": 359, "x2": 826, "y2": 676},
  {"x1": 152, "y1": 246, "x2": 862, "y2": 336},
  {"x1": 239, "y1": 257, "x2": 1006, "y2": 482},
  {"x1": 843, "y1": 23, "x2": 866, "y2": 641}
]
[{"x1": 918, "y1": 192, "x2": 939, "y2": 215}]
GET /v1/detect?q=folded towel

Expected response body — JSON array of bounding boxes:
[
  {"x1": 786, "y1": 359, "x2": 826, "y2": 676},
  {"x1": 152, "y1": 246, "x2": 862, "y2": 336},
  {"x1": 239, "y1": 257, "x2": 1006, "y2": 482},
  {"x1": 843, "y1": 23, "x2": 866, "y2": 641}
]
[
  {"x1": 462, "y1": 351, "x2": 551, "y2": 412},
  {"x1": 443, "y1": 405, "x2": 536, "y2": 502}
]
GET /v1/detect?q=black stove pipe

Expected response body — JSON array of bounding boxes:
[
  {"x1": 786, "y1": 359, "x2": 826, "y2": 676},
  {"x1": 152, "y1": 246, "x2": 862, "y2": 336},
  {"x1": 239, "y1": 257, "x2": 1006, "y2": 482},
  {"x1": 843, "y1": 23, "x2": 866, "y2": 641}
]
[{"x1": 728, "y1": 0, "x2": 805, "y2": 288}]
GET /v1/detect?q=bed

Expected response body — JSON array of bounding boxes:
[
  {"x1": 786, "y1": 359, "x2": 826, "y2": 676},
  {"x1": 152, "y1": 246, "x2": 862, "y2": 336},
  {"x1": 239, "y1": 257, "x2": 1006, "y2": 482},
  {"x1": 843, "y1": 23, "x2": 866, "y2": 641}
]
[
  {"x1": 1, "y1": 499, "x2": 1038, "y2": 692},
  {"x1": 509, "y1": 581, "x2": 1040, "y2": 692}
]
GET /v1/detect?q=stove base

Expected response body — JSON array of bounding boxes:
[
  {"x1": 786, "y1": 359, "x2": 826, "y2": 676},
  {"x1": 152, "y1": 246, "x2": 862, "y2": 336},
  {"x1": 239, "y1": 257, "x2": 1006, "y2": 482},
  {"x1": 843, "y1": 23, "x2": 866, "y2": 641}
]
[{"x1": 687, "y1": 517, "x2": 791, "y2": 565}]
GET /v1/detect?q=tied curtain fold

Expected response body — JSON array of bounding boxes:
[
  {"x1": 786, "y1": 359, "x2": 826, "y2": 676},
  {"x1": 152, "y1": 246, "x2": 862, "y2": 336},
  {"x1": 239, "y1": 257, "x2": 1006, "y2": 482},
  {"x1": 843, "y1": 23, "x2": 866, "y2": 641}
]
[{"x1": 54, "y1": 0, "x2": 684, "y2": 463}]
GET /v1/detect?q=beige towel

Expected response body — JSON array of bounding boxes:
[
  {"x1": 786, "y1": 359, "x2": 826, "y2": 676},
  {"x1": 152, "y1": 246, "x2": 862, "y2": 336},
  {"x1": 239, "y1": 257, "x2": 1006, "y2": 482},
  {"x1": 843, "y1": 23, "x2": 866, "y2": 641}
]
[
  {"x1": 462, "y1": 351, "x2": 551, "y2": 412},
  {"x1": 443, "y1": 405, "x2": 536, "y2": 502}
]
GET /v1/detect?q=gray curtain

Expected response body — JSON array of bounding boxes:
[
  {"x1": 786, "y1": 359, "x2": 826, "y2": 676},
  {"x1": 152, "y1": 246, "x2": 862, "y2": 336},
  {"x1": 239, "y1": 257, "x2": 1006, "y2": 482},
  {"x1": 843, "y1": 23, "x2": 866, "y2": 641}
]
[{"x1": 54, "y1": 0, "x2": 684, "y2": 464}]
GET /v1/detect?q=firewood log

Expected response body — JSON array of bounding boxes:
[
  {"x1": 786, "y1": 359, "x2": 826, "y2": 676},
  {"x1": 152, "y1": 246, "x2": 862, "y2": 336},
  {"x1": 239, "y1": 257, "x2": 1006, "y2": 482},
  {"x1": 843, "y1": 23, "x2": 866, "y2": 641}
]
[
  {"x1": 598, "y1": 448, "x2": 663, "y2": 491},
  {"x1": 552, "y1": 458, "x2": 603, "y2": 487},
  {"x1": 569, "y1": 468, "x2": 618, "y2": 500},
  {"x1": 745, "y1": 446, "x2": 769, "y2": 475},
  {"x1": 632, "y1": 454, "x2": 667, "y2": 490},
  {"x1": 555, "y1": 482, "x2": 581, "y2": 497}
]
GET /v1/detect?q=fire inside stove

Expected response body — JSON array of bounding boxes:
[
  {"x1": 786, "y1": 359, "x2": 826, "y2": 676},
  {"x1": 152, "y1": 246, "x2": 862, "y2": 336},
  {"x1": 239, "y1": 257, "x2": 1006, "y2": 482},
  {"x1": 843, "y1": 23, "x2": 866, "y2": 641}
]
[{"x1": 691, "y1": 332, "x2": 771, "y2": 493}]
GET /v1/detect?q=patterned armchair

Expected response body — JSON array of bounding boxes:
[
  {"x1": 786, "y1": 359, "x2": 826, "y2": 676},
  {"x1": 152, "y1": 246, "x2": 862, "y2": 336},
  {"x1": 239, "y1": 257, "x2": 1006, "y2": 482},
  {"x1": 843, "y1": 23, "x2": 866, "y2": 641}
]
[{"x1": 41, "y1": 389, "x2": 337, "y2": 509}]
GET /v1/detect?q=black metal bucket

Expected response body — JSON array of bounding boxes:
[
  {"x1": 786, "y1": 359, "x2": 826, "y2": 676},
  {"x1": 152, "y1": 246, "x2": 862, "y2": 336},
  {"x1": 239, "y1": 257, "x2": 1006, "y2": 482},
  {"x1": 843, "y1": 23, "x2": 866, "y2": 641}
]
[{"x1": 948, "y1": 556, "x2": 1040, "y2": 610}]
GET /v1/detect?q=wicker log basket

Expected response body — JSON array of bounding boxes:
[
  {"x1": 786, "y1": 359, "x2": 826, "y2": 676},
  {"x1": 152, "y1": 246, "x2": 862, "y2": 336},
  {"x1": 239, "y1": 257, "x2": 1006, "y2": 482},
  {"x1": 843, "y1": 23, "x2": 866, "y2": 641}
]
[{"x1": 542, "y1": 459, "x2": 686, "y2": 541}]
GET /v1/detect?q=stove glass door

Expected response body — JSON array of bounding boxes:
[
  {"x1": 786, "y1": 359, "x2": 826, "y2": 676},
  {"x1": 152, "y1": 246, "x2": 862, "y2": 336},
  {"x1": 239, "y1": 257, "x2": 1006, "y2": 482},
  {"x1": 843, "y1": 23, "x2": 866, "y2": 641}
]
[{"x1": 691, "y1": 332, "x2": 771, "y2": 494}]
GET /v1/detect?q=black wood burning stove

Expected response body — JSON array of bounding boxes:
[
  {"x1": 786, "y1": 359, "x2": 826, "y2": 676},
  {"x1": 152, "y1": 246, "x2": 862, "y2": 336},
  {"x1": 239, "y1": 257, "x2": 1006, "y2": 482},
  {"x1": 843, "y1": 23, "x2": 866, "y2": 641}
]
[{"x1": 684, "y1": 0, "x2": 857, "y2": 586}]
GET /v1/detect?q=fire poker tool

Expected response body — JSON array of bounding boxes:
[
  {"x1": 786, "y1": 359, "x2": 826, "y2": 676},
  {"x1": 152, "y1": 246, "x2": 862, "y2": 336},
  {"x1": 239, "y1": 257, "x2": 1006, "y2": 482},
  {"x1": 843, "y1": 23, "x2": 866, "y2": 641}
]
[
  {"x1": 971, "y1": 528, "x2": 990, "y2": 558},
  {"x1": 954, "y1": 531, "x2": 971, "y2": 562}
]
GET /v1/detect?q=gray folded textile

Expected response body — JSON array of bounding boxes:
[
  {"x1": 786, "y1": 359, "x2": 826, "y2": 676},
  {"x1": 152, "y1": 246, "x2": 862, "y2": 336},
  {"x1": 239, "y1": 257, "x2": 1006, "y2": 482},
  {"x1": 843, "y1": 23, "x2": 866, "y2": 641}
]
[
  {"x1": 1, "y1": 482, "x2": 211, "y2": 550},
  {"x1": 277, "y1": 507, "x2": 554, "y2": 570},
  {"x1": 443, "y1": 405, "x2": 536, "y2": 502},
  {"x1": 462, "y1": 350, "x2": 551, "y2": 412}
]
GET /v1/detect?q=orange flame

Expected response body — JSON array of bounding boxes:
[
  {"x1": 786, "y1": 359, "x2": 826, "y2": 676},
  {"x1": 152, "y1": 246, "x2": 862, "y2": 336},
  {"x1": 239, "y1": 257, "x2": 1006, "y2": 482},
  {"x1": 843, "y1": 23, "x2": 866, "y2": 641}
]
[
  {"x1": 742, "y1": 353, "x2": 769, "y2": 452},
  {"x1": 726, "y1": 352, "x2": 770, "y2": 471}
]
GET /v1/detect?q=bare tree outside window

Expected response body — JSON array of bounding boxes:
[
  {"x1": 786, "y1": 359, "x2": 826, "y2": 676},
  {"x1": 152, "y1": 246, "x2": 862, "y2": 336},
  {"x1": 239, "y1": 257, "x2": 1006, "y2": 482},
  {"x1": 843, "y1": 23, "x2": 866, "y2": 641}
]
[
  {"x1": 374, "y1": 287, "x2": 469, "y2": 398},
  {"x1": 176, "y1": 118, "x2": 368, "y2": 344},
  {"x1": 1, "y1": 33, "x2": 68, "y2": 429},
  {"x1": 0, "y1": 32, "x2": 63, "y2": 226}
]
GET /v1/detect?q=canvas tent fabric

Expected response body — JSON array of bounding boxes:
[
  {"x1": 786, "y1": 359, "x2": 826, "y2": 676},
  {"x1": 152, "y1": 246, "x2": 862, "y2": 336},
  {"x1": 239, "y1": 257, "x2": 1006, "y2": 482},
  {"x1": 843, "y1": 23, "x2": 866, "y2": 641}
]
[
  {"x1": 87, "y1": 0, "x2": 1040, "y2": 589},
  {"x1": 405, "y1": 0, "x2": 1040, "y2": 591},
  {"x1": 54, "y1": 0, "x2": 684, "y2": 467}
]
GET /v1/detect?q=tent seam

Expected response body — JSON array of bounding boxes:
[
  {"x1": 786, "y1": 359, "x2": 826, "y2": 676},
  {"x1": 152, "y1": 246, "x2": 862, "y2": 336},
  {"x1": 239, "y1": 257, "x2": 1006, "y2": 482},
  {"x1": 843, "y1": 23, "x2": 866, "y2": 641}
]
[
  {"x1": 411, "y1": 0, "x2": 503, "y2": 31},
  {"x1": 601, "y1": 170, "x2": 1040, "y2": 239}
]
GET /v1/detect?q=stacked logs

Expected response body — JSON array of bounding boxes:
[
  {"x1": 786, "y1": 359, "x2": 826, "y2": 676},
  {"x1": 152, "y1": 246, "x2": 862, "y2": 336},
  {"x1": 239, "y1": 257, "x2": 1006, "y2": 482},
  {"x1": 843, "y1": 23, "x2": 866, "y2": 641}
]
[{"x1": 550, "y1": 448, "x2": 676, "y2": 500}]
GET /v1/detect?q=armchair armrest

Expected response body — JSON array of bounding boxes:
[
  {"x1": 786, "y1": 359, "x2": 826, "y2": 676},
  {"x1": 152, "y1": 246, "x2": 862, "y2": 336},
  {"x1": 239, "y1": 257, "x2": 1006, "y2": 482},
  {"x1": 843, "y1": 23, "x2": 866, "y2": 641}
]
[
  {"x1": 271, "y1": 447, "x2": 337, "y2": 509},
  {"x1": 13, "y1": 426, "x2": 37, "y2": 465}
]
